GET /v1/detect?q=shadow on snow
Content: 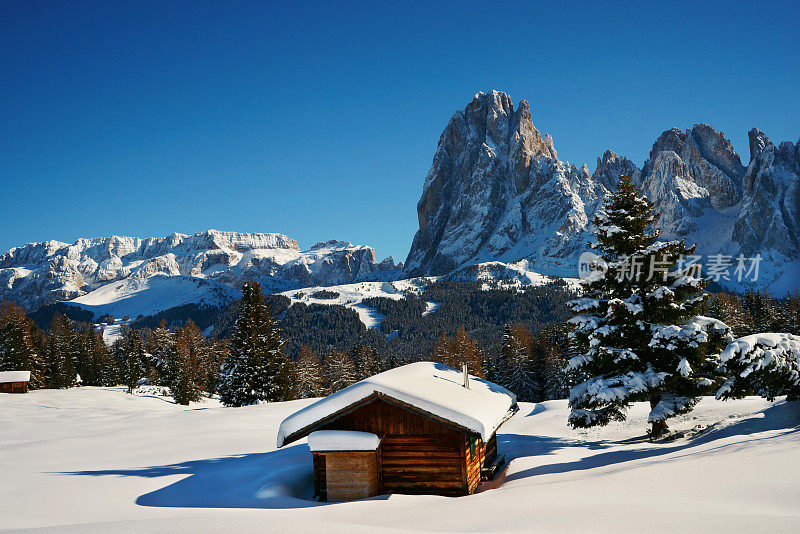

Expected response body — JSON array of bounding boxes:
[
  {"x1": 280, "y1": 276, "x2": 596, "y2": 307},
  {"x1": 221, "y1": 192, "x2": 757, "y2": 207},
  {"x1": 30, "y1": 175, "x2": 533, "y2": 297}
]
[
  {"x1": 60, "y1": 443, "x2": 362, "y2": 509},
  {"x1": 503, "y1": 401, "x2": 800, "y2": 483},
  {"x1": 60, "y1": 402, "x2": 799, "y2": 509}
]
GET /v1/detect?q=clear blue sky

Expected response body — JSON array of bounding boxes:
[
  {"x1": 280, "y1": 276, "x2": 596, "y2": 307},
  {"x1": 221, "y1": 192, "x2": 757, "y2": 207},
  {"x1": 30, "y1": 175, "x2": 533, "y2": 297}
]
[{"x1": 2, "y1": 1, "x2": 798, "y2": 263}]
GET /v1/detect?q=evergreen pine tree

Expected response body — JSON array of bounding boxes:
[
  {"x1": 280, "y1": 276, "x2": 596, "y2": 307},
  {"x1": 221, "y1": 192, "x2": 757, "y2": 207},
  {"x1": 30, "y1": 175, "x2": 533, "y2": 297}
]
[
  {"x1": 87, "y1": 328, "x2": 117, "y2": 387},
  {"x1": 122, "y1": 329, "x2": 145, "y2": 393},
  {"x1": 706, "y1": 292, "x2": 748, "y2": 337},
  {"x1": 497, "y1": 324, "x2": 537, "y2": 401},
  {"x1": 146, "y1": 320, "x2": 175, "y2": 386},
  {"x1": 293, "y1": 345, "x2": 324, "y2": 398},
  {"x1": 432, "y1": 331, "x2": 456, "y2": 368},
  {"x1": 46, "y1": 313, "x2": 76, "y2": 389},
  {"x1": 217, "y1": 282, "x2": 292, "y2": 406},
  {"x1": 352, "y1": 344, "x2": 379, "y2": 380},
  {"x1": 203, "y1": 336, "x2": 228, "y2": 395},
  {"x1": 568, "y1": 175, "x2": 732, "y2": 436}
]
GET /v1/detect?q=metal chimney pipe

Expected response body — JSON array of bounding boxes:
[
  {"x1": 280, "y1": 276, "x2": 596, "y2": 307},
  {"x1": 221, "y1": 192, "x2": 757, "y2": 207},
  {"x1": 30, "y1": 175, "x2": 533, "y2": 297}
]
[{"x1": 462, "y1": 362, "x2": 470, "y2": 389}]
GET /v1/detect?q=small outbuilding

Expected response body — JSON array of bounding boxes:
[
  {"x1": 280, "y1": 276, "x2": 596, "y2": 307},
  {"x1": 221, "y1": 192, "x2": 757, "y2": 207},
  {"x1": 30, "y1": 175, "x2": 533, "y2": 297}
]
[
  {"x1": 0, "y1": 371, "x2": 31, "y2": 394},
  {"x1": 277, "y1": 362, "x2": 517, "y2": 500}
]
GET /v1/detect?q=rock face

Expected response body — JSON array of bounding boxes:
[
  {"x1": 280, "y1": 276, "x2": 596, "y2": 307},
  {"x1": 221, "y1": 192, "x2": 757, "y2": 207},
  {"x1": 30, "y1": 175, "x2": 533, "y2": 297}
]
[
  {"x1": 733, "y1": 129, "x2": 800, "y2": 261},
  {"x1": 639, "y1": 124, "x2": 744, "y2": 250},
  {"x1": 406, "y1": 90, "x2": 608, "y2": 277},
  {"x1": 406, "y1": 90, "x2": 800, "y2": 292},
  {"x1": 0, "y1": 230, "x2": 399, "y2": 310}
]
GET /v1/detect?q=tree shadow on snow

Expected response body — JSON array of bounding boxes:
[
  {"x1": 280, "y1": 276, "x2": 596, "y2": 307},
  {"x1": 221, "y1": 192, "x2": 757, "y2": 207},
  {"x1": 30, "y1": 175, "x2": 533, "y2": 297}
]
[
  {"x1": 59, "y1": 443, "x2": 377, "y2": 509},
  {"x1": 502, "y1": 401, "x2": 800, "y2": 483}
]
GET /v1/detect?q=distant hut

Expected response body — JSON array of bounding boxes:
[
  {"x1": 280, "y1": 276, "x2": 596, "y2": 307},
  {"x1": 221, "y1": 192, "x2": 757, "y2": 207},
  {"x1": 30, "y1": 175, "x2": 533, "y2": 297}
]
[
  {"x1": 277, "y1": 362, "x2": 517, "y2": 500},
  {"x1": 0, "y1": 371, "x2": 31, "y2": 394}
]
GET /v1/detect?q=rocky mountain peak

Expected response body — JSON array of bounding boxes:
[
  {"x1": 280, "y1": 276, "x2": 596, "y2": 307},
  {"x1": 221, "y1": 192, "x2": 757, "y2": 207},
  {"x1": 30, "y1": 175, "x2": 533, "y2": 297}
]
[
  {"x1": 748, "y1": 128, "x2": 771, "y2": 162},
  {"x1": 407, "y1": 90, "x2": 598, "y2": 277},
  {"x1": 593, "y1": 150, "x2": 641, "y2": 189}
]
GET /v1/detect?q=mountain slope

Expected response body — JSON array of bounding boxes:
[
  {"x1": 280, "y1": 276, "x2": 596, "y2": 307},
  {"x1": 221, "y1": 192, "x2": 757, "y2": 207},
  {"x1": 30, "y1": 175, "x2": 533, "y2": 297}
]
[{"x1": 68, "y1": 275, "x2": 240, "y2": 320}]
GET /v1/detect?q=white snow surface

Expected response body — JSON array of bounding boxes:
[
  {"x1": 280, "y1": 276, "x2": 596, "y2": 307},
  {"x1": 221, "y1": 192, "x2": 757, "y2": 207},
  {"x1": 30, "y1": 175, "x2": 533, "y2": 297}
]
[
  {"x1": 69, "y1": 275, "x2": 240, "y2": 320},
  {"x1": 1, "y1": 388, "x2": 798, "y2": 533},
  {"x1": 307, "y1": 431, "x2": 381, "y2": 451},
  {"x1": 277, "y1": 362, "x2": 517, "y2": 446},
  {"x1": 0, "y1": 370, "x2": 30, "y2": 383}
]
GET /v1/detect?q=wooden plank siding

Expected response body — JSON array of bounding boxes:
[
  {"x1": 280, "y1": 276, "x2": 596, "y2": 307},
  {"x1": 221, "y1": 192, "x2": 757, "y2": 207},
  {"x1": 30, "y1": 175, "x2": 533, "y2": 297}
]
[
  {"x1": 314, "y1": 397, "x2": 484, "y2": 496},
  {"x1": 324, "y1": 451, "x2": 380, "y2": 501},
  {"x1": 0, "y1": 382, "x2": 28, "y2": 394},
  {"x1": 462, "y1": 434, "x2": 485, "y2": 494}
]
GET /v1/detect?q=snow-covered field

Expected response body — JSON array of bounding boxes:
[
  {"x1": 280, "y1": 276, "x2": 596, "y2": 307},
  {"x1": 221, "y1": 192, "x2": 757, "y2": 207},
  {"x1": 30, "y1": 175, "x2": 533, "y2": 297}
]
[{"x1": 1, "y1": 388, "x2": 798, "y2": 533}]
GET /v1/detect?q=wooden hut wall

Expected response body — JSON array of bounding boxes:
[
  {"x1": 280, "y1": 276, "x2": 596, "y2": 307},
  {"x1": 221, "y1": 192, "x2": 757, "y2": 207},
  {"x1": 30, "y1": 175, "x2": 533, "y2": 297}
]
[
  {"x1": 461, "y1": 433, "x2": 485, "y2": 494},
  {"x1": 0, "y1": 382, "x2": 28, "y2": 394},
  {"x1": 485, "y1": 432, "x2": 498, "y2": 465},
  {"x1": 317, "y1": 397, "x2": 473, "y2": 496}
]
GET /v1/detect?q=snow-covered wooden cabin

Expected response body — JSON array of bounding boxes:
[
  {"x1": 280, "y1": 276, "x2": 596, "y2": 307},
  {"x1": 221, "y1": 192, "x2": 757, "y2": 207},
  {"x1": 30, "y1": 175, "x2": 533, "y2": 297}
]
[
  {"x1": 0, "y1": 371, "x2": 31, "y2": 394},
  {"x1": 277, "y1": 362, "x2": 517, "y2": 500}
]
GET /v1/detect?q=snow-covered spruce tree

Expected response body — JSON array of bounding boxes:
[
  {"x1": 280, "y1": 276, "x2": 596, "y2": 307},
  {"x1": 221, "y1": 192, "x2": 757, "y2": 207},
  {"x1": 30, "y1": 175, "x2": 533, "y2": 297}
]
[
  {"x1": 716, "y1": 333, "x2": 800, "y2": 402},
  {"x1": 568, "y1": 175, "x2": 732, "y2": 436},
  {"x1": 293, "y1": 345, "x2": 324, "y2": 398},
  {"x1": 217, "y1": 282, "x2": 292, "y2": 406}
]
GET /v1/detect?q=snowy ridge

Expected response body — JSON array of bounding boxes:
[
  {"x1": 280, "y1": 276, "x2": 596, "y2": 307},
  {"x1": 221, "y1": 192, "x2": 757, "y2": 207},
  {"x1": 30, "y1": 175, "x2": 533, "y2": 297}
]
[
  {"x1": 69, "y1": 275, "x2": 240, "y2": 320},
  {"x1": 277, "y1": 362, "x2": 517, "y2": 446},
  {"x1": 0, "y1": 229, "x2": 399, "y2": 310}
]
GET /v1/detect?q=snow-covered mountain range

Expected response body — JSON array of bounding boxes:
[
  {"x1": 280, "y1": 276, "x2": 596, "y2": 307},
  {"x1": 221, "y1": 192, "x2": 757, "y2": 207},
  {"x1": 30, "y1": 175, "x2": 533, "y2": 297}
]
[
  {"x1": 405, "y1": 90, "x2": 800, "y2": 294},
  {"x1": 0, "y1": 230, "x2": 400, "y2": 311},
  {"x1": 2, "y1": 90, "x2": 798, "y2": 316}
]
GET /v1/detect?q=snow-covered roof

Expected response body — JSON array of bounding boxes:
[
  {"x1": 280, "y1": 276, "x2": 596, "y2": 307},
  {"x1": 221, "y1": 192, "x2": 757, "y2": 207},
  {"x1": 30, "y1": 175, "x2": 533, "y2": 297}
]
[
  {"x1": 308, "y1": 430, "x2": 381, "y2": 451},
  {"x1": 277, "y1": 362, "x2": 517, "y2": 447},
  {"x1": 0, "y1": 371, "x2": 31, "y2": 383}
]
